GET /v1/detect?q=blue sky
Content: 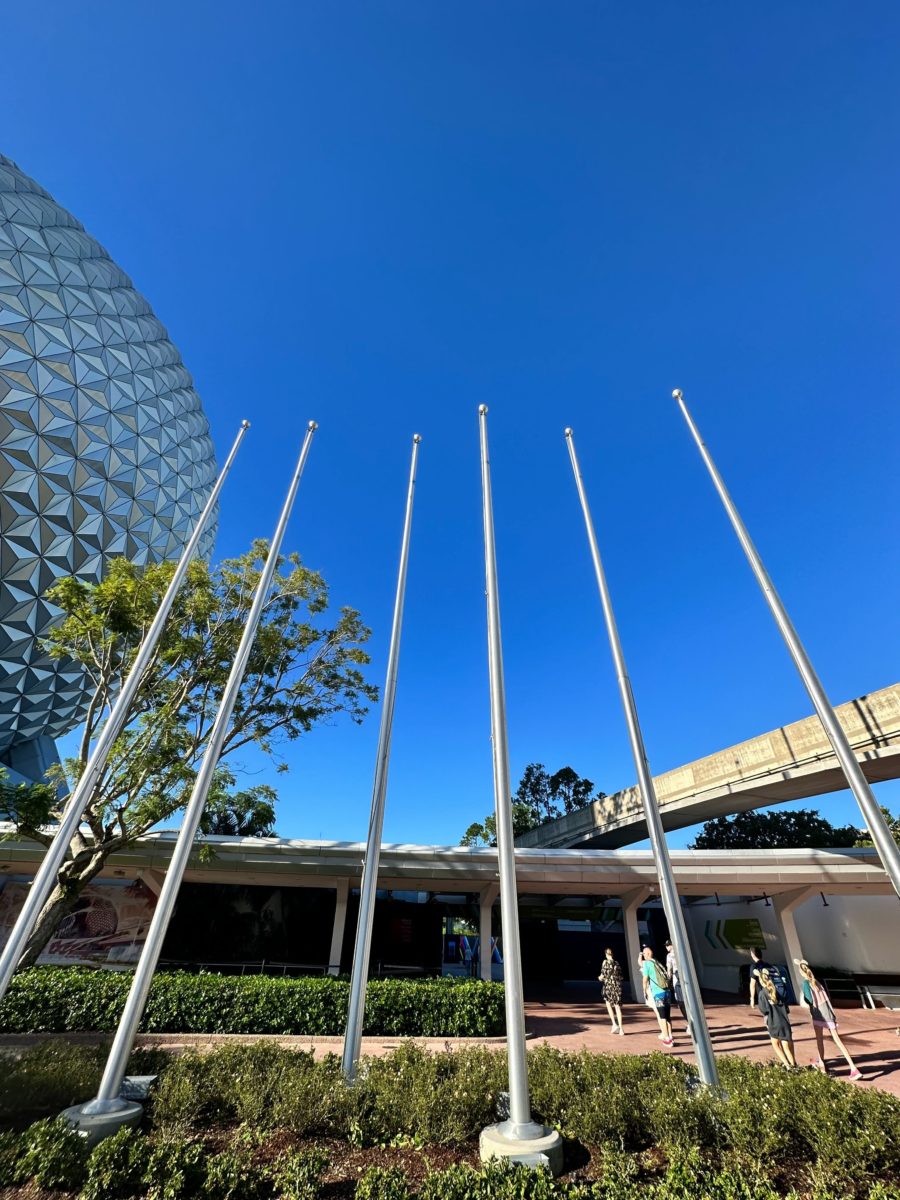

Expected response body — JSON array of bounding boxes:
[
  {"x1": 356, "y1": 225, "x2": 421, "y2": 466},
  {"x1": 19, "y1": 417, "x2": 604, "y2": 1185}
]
[{"x1": 9, "y1": 1, "x2": 900, "y2": 846}]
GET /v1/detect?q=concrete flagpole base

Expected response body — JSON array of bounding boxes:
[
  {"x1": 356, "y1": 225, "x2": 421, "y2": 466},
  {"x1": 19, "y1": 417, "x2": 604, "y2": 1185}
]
[
  {"x1": 479, "y1": 1121, "x2": 564, "y2": 1175},
  {"x1": 62, "y1": 1101, "x2": 143, "y2": 1148}
]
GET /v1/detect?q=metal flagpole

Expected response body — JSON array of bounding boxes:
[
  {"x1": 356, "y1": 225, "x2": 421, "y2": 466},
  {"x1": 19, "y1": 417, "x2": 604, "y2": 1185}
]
[
  {"x1": 477, "y1": 406, "x2": 562, "y2": 1172},
  {"x1": 342, "y1": 434, "x2": 421, "y2": 1081},
  {"x1": 673, "y1": 388, "x2": 900, "y2": 899},
  {"x1": 67, "y1": 421, "x2": 318, "y2": 1138},
  {"x1": 564, "y1": 427, "x2": 719, "y2": 1088},
  {"x1": 0, "y1": 421, "x2": 251, "y2": 1004}
]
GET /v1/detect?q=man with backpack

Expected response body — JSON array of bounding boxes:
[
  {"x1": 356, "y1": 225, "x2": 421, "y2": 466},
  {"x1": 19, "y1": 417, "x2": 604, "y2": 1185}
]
[
  {"x1": 748, "y1": 944, "x2": 774, "y2": 1009},
  {"x1": 641, "y1": 946, "x2": 674, "y2": 1046}
]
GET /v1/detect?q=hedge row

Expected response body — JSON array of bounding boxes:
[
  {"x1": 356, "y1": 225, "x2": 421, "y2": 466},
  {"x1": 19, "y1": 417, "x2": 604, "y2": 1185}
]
[
  {"x1": 0, "y1": 967, "x2": 505, "y2": 1037},
  {"x1": 1, "y1": 1041, "x2": 899, "y2": 1196},
  {"x1": 6, "y1": 1124, "x2": 896, "y2": 1200}
]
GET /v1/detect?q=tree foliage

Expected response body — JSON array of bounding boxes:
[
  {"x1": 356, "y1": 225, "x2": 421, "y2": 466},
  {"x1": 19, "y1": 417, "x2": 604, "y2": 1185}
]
[
  {"x1": 689, "y1": 807, "x2": 861, "y2": 850},
  {"x1": 460, "y1": 762, "x2": 604, "y2": 846},
  {"x1": 1, "y1": 543, "x2": 377, "y2": 966}
]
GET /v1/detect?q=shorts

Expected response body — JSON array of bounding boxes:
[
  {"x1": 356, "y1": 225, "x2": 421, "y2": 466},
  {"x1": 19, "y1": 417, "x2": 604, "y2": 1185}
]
[
  {"x1": 812, "y1": 1018, "x2": 838, "y2": 1031},
  {"x1": 653, "y1": 997, "x2": 671, "y2": 1021}
]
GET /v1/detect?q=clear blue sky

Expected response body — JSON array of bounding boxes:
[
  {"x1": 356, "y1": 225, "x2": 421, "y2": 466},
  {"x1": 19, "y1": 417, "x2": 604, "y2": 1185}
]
[{"x1": 9, "y1": 2, "x2": 900, "y2": 846}]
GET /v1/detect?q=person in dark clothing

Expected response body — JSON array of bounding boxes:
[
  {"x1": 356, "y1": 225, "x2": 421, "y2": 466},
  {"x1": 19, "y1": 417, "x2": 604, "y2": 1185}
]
[{"x1": 748, "y1": 945, "x2": 773, "y2": 1009}]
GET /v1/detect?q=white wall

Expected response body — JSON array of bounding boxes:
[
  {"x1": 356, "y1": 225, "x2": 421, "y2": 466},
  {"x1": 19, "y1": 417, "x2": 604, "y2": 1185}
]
[{"x1": 685, "y1": 893, "x2": 900, "y2": 994}]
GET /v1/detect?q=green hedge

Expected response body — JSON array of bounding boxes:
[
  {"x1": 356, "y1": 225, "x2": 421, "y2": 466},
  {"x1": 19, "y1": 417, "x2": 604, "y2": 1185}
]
[
  {"x1": 1, "y1": 1042, "x2": 899, "y2": 1196},
  {"x1": 0, "y1": 967, "x2": 505, "y2": 1037}
]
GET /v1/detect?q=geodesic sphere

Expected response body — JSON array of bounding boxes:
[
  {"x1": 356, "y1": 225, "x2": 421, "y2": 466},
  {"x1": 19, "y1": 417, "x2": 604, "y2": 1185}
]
[{"x1": 0, "y1": 154, "x2": 217, "y2": 756}]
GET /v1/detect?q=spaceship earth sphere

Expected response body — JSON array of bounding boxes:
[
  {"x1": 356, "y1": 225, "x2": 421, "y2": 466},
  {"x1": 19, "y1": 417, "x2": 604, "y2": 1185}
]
[{"x1": 0, "y1": 154, "x2": 217, "y2": 759}]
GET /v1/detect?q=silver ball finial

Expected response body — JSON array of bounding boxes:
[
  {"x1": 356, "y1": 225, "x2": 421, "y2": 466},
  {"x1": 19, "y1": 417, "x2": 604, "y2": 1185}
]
[
  {"x1": 478, "y1": 404, "x2": 488, "y2": 416},
  {"x1": 672, "y1": 389, "x2": 683, "y2": 400},
  {"x1": 241, "y1": 420, "x2": 251, "y2": 429},
  {"x1": 564, "y1": 427, "x2": 573, "y2": 438},
  {"x1": 413, "y1": 433, "x2": 422, "y2": 444},
  {"x1": 308, "y1": 420, "x2": 318, "y2": 430}
]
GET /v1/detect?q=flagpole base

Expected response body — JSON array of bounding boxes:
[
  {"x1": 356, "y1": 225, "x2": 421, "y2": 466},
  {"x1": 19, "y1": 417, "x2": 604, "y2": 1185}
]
[
  {"x1": 479, "y1": 1121, "x2": 564, "y2": 1175},
  {"x1": 62, "y1": 1101, "x2": 143, "y2": 1148}
]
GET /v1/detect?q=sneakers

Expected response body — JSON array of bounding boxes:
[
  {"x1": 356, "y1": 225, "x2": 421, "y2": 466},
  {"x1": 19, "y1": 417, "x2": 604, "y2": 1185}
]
[
  {"x1": 661, "y1": 1037, "x2": 674, "y2": 1047},
  {"x1": 849, "y1": 1068, "x2": 865, "y2": 1081},
  {"x1": 610, "y1": 1025, "x2": 619, "y2": 1034},
  {"x1": 810, "y1": 1059, "x2": 827, "y2": 1074},
  {"x1": 617, "y1": 1026, "x2": 625, "y2": 1036}
]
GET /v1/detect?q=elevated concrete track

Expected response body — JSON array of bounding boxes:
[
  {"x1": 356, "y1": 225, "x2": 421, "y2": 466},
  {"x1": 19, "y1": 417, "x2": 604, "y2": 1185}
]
[{"x1": 515, "y1": 683, "x2": 900, "y2": 850}]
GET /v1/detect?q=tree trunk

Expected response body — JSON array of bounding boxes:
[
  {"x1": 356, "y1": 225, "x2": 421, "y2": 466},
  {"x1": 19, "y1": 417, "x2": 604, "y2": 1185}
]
[{"x1": 15, "y1": 848, "x2": 111, "y2": 971}]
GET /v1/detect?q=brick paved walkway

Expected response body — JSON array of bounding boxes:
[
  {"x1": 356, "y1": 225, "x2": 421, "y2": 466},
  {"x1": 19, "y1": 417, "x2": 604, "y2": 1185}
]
[{"x1": 523, "y1": 985, "x2": 900, "y2": 1096}]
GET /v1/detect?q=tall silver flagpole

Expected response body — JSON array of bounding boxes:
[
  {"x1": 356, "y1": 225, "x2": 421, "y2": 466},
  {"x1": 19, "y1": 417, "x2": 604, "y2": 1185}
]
[
  {"x1": 478, "y1": 406, "x2": 562, "y2": 1173},
  {"x1": 564, "y1": 427, "x2": 719, "y2": 1088},
  {"x1": 0, "y1": 421, "x2": 250, "y2": 1004},
  {"x1": 66, "y1": 421, "x2": 318, "y2": 1140},
  {"x1": 674, "y1": 388, "x2": 900, "y2": 899},
  {"x1": 342, "y1": 434, "x2": 421, "y2": 1081}
]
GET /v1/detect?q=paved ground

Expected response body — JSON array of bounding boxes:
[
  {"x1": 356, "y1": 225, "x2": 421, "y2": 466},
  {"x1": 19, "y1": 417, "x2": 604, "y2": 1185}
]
[
  {"x1": 3, "y1": 986, "x2": 898, "y2": 1096},
  {"x1": 523, "y1": 984, "x2": 900, "y2": 1096}
]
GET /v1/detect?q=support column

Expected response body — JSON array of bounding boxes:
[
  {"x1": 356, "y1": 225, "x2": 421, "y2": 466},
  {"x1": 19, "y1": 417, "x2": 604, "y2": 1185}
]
[
  {"x1": 620, "y1": 887, "x2": 650, "y2": 1002},
  {"x1": 772, "y1": 887, "x2": 816, "y2": 1001},
  {"x1": 479, "y1": 884, "x2": 499, "y2": 981},
  {"x1": 137, "y1": 870, "x2": 165, "y2": 898},
  {"x1": 680, "y1": 897, "x2": 707, "y2": 986},
  {"x1": 328, "y1": 879, "x2": 350, "y2": 977}
]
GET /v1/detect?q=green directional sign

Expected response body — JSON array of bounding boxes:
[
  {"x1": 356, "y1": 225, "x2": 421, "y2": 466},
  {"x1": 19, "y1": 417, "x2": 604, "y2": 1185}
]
[{"x1": 704, "y1": 917, "x2": 765, "y2": 951}]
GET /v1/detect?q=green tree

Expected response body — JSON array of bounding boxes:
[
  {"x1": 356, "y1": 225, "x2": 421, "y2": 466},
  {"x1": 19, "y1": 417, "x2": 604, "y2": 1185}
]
[
  {"x1": 199, "y1": 769, "x2": 278, "y2": 838},
  {"x1": 459, "y1": 803, "x2": 540, "y2": 847},
  {"x1": 854, "y1": 805, "x2": 900, "y2": 848},
  {"x1": 460, "y1": 762, "x2": 602, "y2": 845},
  {"x1": 0, "y1": 543, "x2": 377, "y2": 968},
  {"x1": 689, "y1": 807, "x2": 861, "y2": 850}
]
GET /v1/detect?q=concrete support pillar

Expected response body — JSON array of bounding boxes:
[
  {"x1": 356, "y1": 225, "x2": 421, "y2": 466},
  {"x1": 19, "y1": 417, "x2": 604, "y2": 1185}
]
[
  {"x1": 619, "y1": 887, "x2": 651, "y2": 1002},
  {"x1": 138, "y1": 870, "x2": 165, "y2": 898},
  {"x1": 772, "y1": 887, "x2": 816, "y2": 1001},
  {"x1": 328, "y1": 878, "x2": 350, "y2": 976},
  {"x1": 680, "y1": 896, "x2": 707, "y2": 986},
  {"x1": 479, "y1": 884, "x2": 499, "y2": 981}
]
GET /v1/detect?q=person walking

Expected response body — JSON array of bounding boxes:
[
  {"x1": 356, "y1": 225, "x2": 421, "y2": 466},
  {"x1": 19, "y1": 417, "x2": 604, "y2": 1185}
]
[
  {"x1": 757, "y1": 967, "x2": 797, "y2": 1068},
  {"x1": 599, "y1": 947, "x2": 625, "y2": 1035},
  {"x1": 748, "y1": 944, "x2": 773, "y2": 1011},
  {"x1": 797, "y1": 959, "x2": 865, "y2": 1080},
  {"x1": 641, "y1": 946, "x2": 673, "y2": 1046},
  {"x1": 665, "y1": 938, "x2": 687, "y2": 1024}
]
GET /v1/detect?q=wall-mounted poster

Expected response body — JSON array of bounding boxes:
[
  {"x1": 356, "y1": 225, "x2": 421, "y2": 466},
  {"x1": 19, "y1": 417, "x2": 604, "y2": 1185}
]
[{"x1": 0, "y1": 877, "x2": 157, "y2": 967}]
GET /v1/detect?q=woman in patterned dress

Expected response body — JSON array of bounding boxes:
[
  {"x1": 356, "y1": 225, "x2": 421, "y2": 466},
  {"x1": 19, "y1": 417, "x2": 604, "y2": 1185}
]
[{"x1": 599, "y1": 947, "x2": 625, "y2": 1035}]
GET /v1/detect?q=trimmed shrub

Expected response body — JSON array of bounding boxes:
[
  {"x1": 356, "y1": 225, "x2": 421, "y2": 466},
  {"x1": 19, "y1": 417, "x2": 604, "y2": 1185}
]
[
  {"x1": 352, "y1": 1042, "x2": 505, "y2": 1146},
  {"x1": 16, "y1": 1115, "x2": 89, "y2": 1191},
  {"x1": 81, "y1": 1124, "x2": 152, "y2": 1200},
  {"x1": 0, "y1": 966, "x2": 504, "y2": 1037},
  {"x1": 0, "y1": 1040, "x2": 171, "y2": 1123},
  {"x1": 0, "y1": 1039, "x2": 106, "y2": 1119},
  {"x1": 356, "y1": 1165, "x2": 412, "y2": 1199},
  {"x1": 203, "y1": 1147, "x2": 271, "y2": 1199},
  {"x1": 271, "y1": 1147, "x2": 330, "y2": 1200},
  {"x1": 151, "y1": 1044, "x2": 351, "y2": 1136},
  {"x1": 0, "y1": 1128, "x2": 23, "y2": 1187},
  {"x1": 143, "y1": 1134, "x2": 206, "y2": 1200}
]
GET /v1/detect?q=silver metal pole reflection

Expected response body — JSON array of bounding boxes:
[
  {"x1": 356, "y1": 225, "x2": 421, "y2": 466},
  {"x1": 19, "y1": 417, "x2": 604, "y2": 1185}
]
[
  {"x1": 674, "y1": 388, "x2": 900, "y2": 899},
  {"x1": 479, "y1": 405, "x2": 542, "y2": 1138},
  {"x1": 83, "y1": 421, "x2": 318, "y2": 1114},
  {"x1": 0, "y1": 421, "x2": 250, "y2": 1003},
  {"x1": 342, "y1": 435, "x2": 421, "y2": 1081},
  {"x1": 564, "y1": 427, "x2": 719, "y2": 1088}
]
